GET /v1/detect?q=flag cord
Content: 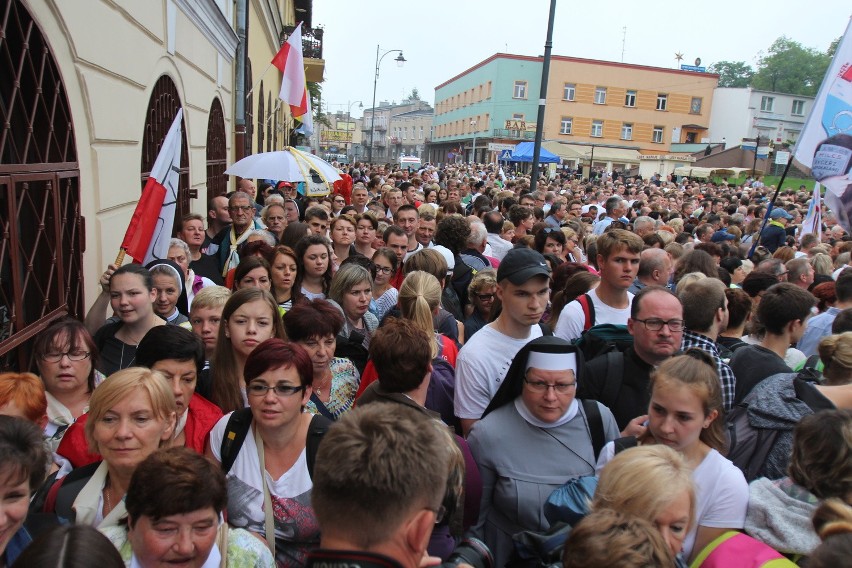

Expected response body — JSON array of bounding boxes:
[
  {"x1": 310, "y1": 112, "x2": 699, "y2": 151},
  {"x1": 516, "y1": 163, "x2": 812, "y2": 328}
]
[{"x1": 747, "y1": 158, "x2": 794, "y2": 260}]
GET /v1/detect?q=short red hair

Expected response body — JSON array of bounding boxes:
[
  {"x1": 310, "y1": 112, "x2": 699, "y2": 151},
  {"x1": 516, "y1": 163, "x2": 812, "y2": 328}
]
[{"x1": 0, "y1": 372, "x2": 47, "y2": 424}]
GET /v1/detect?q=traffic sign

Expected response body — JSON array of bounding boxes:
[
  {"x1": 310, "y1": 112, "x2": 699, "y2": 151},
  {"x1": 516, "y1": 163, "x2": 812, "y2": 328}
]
[
  {"x1": 488, "y1": 143, "x2": 515, "y2": 152},
  {"x1": 680, "y1": 64, "x2": 706, "y2": 73},
  {"x1": 499, "y1": 150, "x2": 513, "y2": 161}
]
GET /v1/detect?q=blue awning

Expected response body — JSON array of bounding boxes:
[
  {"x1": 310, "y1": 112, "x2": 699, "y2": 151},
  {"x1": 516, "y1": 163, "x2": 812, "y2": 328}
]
[{"x1": 510, "y1": 141, "x2": 560, "y2": 163}]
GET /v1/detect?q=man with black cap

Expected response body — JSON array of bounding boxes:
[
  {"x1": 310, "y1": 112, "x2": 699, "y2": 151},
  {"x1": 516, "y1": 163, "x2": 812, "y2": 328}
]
[
  {"x1": 455, "y1": 247, "x2": 550, "y2": 436},
  {"x1": 759, "y1": 207, "x2": 793, "y2": 253}
]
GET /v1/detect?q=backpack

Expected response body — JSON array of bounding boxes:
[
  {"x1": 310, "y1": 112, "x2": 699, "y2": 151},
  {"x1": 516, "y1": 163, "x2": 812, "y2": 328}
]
[
  {"x1": 725, "y1": 368, "x2": 819, "y2": 482},
  {"x1": 572, "y1": 294, "x2": 633, "y2": 361},
  {"x1": 219, "y1": 409, "x2": 331, "y2": 477}
]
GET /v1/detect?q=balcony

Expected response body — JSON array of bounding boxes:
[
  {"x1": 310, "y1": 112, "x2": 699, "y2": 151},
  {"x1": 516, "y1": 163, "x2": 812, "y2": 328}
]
[
  {"x1": 492, "y1": 128, "x2": 535, "y2": 140},
  {"x1": 281, "y1": 25, "x2": 324, "y2": 83},
  {"x1": 390, "y1": 136, "x2": 400, "y2": 144}
]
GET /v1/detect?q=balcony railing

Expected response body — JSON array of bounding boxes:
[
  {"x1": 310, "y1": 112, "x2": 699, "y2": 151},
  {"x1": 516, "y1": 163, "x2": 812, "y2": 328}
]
[
  {"x1": 492, "y1": 128, "x2": 536, "y2": 140},
  {"x1": 281, "y1": 25, "x2": 323, "y2": 60}
]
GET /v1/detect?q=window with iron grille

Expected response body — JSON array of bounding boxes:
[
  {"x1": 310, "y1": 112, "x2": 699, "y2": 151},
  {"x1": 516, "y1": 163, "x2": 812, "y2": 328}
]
[
  {"x1": 0, "y1": 0, "x2": 83, "y2": 371},
  {"x1": 245, "y1": 59, "x2": 254, "y2": 157},
  {"x1": 257, "y1": 82, "x2": 265, "y2": 153},
  {"x1": 206, "y1": 98, "x2": 228, "y2": 198}
]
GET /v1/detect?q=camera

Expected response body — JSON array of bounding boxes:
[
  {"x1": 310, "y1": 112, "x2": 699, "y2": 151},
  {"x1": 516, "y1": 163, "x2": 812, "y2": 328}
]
[{"x1": 441, "y1": 537, "x2": 493, "y2": 568}]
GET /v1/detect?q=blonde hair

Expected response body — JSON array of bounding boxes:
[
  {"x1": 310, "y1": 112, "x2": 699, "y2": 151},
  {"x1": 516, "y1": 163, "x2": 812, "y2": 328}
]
[
  {"x1": 84, "y1": 367, "x2": 176, "y2": 454},
  {"x1": 399, "y1": 271, "x2": 442, "y2": 358},
  {"x1": 593, "y1": 445, "x2": 695, "y2": 532},
  {"x1": 190, "y1": 285, "x2": 230, "y2": 312},
  {"x1": 812, "y1": 253, "x2": 835, "y2": 277}
]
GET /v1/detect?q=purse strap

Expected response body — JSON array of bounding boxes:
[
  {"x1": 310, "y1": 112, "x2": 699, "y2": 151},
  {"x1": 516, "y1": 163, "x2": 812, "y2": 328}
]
[
  {"x1": 254, "y1": 426, "x2": 276, "y2": 560},
  {"x1": 216, "y1": 522, "x2": 229, "y2": 568}
]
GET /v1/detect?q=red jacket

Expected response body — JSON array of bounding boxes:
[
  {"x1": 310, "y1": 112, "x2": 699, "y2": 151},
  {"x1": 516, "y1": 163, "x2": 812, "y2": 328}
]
[{"x1": 56, "y1": 394, "x2": 223, "y2": 468}]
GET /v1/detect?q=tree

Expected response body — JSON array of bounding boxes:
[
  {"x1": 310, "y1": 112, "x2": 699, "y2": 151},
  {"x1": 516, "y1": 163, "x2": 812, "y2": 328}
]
[
  {"x1": 707, "y1": 61, "x2": 754, "y2": 88},
  {"x1": 408, "y1": 88, "x2": 420, "y2": 100},
  {"x1": 751, "y1": 36, "x2": 831, "y2": 97}
]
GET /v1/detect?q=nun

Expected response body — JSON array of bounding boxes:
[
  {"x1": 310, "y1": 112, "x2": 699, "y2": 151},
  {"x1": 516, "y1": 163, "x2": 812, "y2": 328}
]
[{"x1": 467, "y1": 336, "x2": 619, "y2": 567}]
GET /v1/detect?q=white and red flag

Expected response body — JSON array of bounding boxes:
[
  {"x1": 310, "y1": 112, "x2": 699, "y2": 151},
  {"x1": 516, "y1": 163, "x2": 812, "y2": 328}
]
[
  {"x1": 272, "y1": 23, "x2": 314, "y2": 135},
  {"x1": 120, "y1": 109, "x2": 183, "y2": 264}
]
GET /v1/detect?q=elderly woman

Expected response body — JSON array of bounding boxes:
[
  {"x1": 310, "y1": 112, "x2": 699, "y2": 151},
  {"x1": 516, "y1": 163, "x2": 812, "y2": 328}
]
[
  {"x1": 326, "y1": 264, "x2": 379, "y2": 374},
  {"x1": 283, "y1": 300, "x2": 360, "y2": 420},
  {"x1": 0, "y1": 416, "x2": 50, "y2": 566},
  {"x1": 34, "y1": 318, "x2": 101, "y2": 450},
  {"x1": 208, "y1": 339, "x2": 327, "y2": 566},
  {"x1": 44, "y1": 367, "x2": 176, "y2": 528},
  {"x1": 101, "y1": 447, "x2": 273, "y2": 567},
  {"x1": 167, "y1": 238, "x2": 215, "y2": 307},
  {"x1": 467, "y1": 336, "x2": 619, "y2": 567}
]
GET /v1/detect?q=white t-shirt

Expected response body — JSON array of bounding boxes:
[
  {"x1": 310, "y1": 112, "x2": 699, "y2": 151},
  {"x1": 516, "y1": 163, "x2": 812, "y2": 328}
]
[
  {"x1": 454, "y1": 323, "x2": 543, "y2": 420},
  {"x1": 596, "y1": 445, "x2": 748, "y2": 560},
  {"x1": 209, "y1": 413, "x2": 318, "y2": 565},
  {"x1": 554, "y1": 287, "x2": 633, "y2": 342}
]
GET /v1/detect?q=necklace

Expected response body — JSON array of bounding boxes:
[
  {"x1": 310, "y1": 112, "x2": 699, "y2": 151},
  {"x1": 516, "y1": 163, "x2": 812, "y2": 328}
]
[{"x1": 314, "y1": 376, "x2": 332, "y2": 397}]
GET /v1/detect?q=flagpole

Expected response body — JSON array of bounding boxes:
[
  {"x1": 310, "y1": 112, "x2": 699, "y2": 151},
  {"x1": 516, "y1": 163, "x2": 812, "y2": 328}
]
[
  {"x1": 115, "y1": 249, "x2": 126, "y2": 267},
  {"x1": 246, "y1": 61, "x2": 275, "y2": 98},
  {"x1": 747, "y1": 158, "x2": 794, "y2": 259}
]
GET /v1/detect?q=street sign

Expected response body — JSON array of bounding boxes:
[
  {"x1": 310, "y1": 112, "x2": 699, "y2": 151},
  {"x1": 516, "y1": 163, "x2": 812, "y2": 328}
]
[
  {"x1": 488, "y1": 143, "x2": 515, "y2": 152},
  {"x1": 775, "y1": 150, "x2": 791, "y2": 165},
  {"x1": 680, "y1": 64, "x2": 706, "y2": 72},
  {"x1": 499, "y1": 150, "x2": 513, "y2": 161}
]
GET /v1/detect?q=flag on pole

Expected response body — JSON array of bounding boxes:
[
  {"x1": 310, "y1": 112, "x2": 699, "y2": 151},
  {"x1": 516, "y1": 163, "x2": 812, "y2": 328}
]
[
  {"x1": 799, "y1": 182, "x2": 822, "y2": 243},
  {"x1": 792, "y1": 18, "x2": 852, "y2": 232},
  {"x1": 120, "y1": 109, "x2": 183, "y2": 265},
  {"x1": 272, "y1": 22, "x2": 314, "y2": 135}
]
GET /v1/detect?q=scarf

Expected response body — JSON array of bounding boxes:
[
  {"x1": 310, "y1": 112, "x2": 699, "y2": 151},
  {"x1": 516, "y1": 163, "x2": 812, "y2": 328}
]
[{"x1": 223, "y1": 224, "x2": 253, "y2": 277}]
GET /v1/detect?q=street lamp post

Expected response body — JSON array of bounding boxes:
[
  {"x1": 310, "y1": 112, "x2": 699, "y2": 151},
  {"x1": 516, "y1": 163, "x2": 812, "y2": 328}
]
[
  {"x1": 470, "y1": 120, "x2": 477, "y2": 165},
  {"x1": 369, "y1": 45, "x2": 406, "y2": 164},
  {"x1": 347, "y1": 100, "x2": 363, "y2": 162}
]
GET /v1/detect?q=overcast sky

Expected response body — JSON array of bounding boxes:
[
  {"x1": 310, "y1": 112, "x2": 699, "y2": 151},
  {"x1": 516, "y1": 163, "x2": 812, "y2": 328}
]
[{"x1": 312, "y1": 0, "x2": 850, "y2": 118}]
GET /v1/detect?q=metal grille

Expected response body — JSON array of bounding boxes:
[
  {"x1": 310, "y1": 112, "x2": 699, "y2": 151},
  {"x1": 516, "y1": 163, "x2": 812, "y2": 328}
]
[
  {"x1": 245, "y1": 59, "x2": 253, "y2": 157},
  {"x1": 140, "y1": 75, "x2": 190, "y2": 233},
  {"x1": 257, "y1": 82, "x2": 265, "y2": 154},
  {"x1": 206, "y1": 98, "x2": 227, "y2": 198},
  {"x1": 0, "y1": 1, "x2": 83, "y2": 371}
]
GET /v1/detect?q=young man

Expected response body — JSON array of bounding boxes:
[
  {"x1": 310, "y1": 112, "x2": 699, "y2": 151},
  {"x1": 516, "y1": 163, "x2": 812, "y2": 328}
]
[
  {"x1": 308, "y1": 404, "x2": 451, "y2": 568},
  {"x1": 204, "y1": 195, "x2": 231, "y2": 250},
  {"x1": 304, "y1": 206, "x2": 330, "y2": 236},
  {"x1": 393, "y1": 204, "x2": 422, "y2": 260},
  {"x1": 187, "y1": 285, "x2": 230, "y2": 393},
  {"x1": 730, "y1": 282, "x2": 815, "y2": 403},
  {"x1": 556, "y1": 229, "x2": 643, "y2": 342},
  {"x1": 383, "y1": 225, "x2": 409, "y2": 290},
  {"x1": 454, "y1": 248, "x2": 550, "y2": 436}
]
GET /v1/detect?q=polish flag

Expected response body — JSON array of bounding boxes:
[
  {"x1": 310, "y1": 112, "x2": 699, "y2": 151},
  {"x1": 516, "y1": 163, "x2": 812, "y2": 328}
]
[
  {"x1": 120, "y1": 109, "x2": 183, "y2": 264},
  {"x1": 272, "y1": 23, "x2": 313, "y2": 135}
]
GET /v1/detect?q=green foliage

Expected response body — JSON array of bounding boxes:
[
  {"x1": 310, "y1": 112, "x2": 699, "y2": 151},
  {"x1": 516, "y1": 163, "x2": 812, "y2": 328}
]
[
  {"x1": 409, "y1": 88, "x2": 420, "y2": 100},
  {"x1": 751, "y1": 36, "x2": 831, "y2": 96},
  {"x1": 707, "y1": 61, "x2": 754, "y2": 88}
]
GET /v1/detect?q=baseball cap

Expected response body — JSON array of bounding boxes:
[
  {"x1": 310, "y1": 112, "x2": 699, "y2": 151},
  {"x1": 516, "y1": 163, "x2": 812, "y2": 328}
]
[
  {"x1": 497, "y1": 248, "x2": 551, "y2": 284},
  {"x1": 769, "y1": 208, "x2": 793, "y2": 220}
]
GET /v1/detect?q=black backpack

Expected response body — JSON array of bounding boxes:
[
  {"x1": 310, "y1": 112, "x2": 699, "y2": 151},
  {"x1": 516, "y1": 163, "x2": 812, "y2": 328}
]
[
  {"x1": 725, "y1": 368, "x2": 820, "y2": 482},
  {"x1": 219, "y1": 409, "x2": 331, "y2": 477},
  {"x1": 572, "y1": 294, "x2": 633, "y2": 361}
]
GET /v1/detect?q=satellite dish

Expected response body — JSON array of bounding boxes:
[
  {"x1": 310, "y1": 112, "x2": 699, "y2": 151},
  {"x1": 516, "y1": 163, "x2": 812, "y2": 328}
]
[{"x1": 695, "y1": 57, "x2": 702, "y2": 66}]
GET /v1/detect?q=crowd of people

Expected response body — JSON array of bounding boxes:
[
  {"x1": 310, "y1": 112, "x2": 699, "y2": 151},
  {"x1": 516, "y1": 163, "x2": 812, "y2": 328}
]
[{"x1": 1, "y1": 162, "x2": 852, "y2": 568}]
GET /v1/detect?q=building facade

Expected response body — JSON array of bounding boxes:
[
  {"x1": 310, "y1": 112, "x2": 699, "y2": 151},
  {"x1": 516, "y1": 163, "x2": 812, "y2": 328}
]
[
  {"x1": 708, "y1": 87, "x2": 814, "y2": 149},
  {"x1": 389, "y1": 108, "x2": 434, "y2": 160},
  {"x1": 430, "y1": 55, "x2": 542, "y2": 165},
  {"x1": 0, "y1": 0, "x2": 323, "y2": 370},
  {"x1": 362, "y1": 98, "x2": 432, "y2": 163}
]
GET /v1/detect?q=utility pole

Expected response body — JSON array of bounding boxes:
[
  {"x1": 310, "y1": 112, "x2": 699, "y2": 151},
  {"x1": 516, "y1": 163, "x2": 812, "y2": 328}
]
[{"x1": 529, "y1": 0, "x2": 557, "y2": 194}]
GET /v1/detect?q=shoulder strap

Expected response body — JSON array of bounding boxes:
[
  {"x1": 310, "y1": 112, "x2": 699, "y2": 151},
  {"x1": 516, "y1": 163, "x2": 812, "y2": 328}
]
[
  {"x1": 306, "y1": 414, "x2": 333, "y2": 479},
  {"x1": 802, "y1": 354, "x2": 821, "y2": 371},
  {"x1": 310, "y1": 393, "x2": 336, "y2": 421},
  {"x1": 581, "y1": 399, "x2": 605, "y2": 460},
  {"x1": 219, "y1": 408, "x2": 254, "y2": 474},
  {"x1": 600, "y1": 352, "x2": 624, "y2": 409},
  {"x1": 538, "y1": 322, "x2": 553, "y2": 336},
  {"x1": 577, "y1": 293, "x2": 595, "y2": 331}
]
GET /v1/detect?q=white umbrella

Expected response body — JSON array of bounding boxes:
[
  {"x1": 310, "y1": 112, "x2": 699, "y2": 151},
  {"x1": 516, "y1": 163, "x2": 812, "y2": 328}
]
[{"x1": 224, "y1": 147, "x2": 341, "y2": 190}]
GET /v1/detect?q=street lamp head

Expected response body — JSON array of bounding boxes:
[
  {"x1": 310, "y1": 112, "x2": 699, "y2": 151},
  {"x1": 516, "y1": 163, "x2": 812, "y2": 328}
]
[{"x1": 395, "y1": 52, "x2": 406, "y2": 67}]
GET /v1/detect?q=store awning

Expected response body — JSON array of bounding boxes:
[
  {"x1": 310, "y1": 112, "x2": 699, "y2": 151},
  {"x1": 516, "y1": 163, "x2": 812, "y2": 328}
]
[
  {"x1": 511, "y1": 141, "x2": 560, "y2": 163},
  {"x1": 543, "y1": 141, "x2": 640, "y2": 163}
]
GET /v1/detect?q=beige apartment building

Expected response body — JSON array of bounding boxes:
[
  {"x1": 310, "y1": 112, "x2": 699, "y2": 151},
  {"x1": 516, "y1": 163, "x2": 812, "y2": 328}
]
[{"x1": 541, "y1": 56, "x2": 718, "y2": 176}]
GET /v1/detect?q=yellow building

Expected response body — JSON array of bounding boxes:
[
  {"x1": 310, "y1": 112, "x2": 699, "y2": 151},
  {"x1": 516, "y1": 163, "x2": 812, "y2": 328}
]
[{"x1": 542, "y1": 55, "x2": 718, "y2": 176}]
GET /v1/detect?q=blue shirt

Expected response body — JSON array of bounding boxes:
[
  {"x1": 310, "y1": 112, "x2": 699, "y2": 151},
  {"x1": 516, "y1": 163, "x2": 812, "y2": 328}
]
[{"x1": 797, "y1": 307, "x2": 841, "y2": 357}]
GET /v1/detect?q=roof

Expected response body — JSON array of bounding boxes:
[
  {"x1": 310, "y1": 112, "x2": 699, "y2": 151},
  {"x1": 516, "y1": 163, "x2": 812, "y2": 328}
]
[
  {"x1": 435, "y1": 53, "x2": 720, "y2": 91},
  {"x1": 393, "y1": 108, "x2": 434, "y2": 118}
]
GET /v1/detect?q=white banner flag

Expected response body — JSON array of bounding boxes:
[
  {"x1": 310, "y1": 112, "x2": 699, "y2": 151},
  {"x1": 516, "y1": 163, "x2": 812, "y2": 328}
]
[{"x1": 799, "y1": 182, "x2": 822, "y2": 243}]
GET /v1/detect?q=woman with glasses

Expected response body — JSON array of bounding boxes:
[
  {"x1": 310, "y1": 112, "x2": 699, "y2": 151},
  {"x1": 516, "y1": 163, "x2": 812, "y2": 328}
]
[
  {"x1": 467, "y1": 336, "x2": 619, "y2": 567},
  {"x1": 208, "y1": 338, "x2": 325, "y2": 566},
  {"x1": 464, "y1": 270, "x2": 497, "y2": 342},
  {"x1": 34, "y1": 318, "x2": 102, "y2": 450},
  {"x1": 370, "y1": 247, "x2": 399, "y2": 321}
]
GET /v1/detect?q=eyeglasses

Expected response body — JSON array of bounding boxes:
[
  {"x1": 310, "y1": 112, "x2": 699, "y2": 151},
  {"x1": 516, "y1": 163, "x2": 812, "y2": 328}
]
[
  {"x1": 246, "y1": 383, "x2": 306, "y2": 397},
  {"x1": 633, "y1": 318, "x2": 685, "y2": 332},
  {"x1": 229, "y1": 205, "x2": 254, "y2": 212},
  {"x1": 424, "y1": 505, "x2": 447, "y2": 524},
  {"x1": 475, "y1": 293, "x2": 495, "y2": 302},
  {"x1": 41, "y1": 351, "x2": 90, "y2": 362},
  {"x1": 373, "y1": 265, "x2": 393, "y2": 274},
  {"x1": 524, "y1": 378, "x2": 577, "y2": 394}
]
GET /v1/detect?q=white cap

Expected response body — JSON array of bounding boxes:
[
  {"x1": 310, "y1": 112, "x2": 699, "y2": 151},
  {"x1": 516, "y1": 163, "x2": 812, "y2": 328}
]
[
  {"x1": 526, "y1": 351, "x2": 577, "y2": 373},
  {"x1": 432, "y1": 245, "x2": 455, "y2": 273}
]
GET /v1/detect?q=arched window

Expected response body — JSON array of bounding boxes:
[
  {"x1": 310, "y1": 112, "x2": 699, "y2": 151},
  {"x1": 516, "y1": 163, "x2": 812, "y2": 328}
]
[
  {"x1": 0, "y1": 0, "x2": 82, "y2": 370},
  {"x1": 140, "y1": 75, "x2": 190, "y2": 235},
  {"x1": 257, "y1": 82, "x2": 265, "y2": 153},
  {"x1": 206, "y1": 98, "x2": 227, "y2": 198},
  {"x1": 245, "y1": 59, "x2": 253, "y2": 157}
]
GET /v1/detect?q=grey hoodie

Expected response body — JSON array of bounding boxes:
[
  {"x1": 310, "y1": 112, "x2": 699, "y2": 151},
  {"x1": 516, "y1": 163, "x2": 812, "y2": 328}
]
[{"x1": 745, "y1": 477, "x2": 820, "y2": 556}]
